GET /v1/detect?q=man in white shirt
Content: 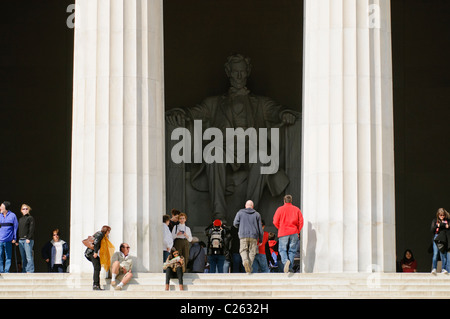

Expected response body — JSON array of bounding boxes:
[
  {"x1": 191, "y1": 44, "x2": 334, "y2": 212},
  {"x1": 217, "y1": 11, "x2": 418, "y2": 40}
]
[
  {"x1": 163, "y1": 214, "x2": 173, "y2": 262},
  {"x1": 110, "y1": 243, "x2": 133, "y2": 290}
]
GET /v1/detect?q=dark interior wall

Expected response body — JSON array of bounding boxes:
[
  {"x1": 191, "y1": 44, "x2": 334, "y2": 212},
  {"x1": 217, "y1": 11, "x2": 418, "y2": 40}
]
[
  {"x1": 391, "y1": 0, "x2": 450, "y2": 271},
  {"x1": 163, "y1": 0, "x2": 303, "y2": 112},
  {"x1": 0, "y1": 1, "x2": 74, "y2": 272}
]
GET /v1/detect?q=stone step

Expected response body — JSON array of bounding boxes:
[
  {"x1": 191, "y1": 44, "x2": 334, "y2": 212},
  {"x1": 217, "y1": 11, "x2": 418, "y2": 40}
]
[{"x1": 1, "y1": 272, "x2": 450, "y2": 299}]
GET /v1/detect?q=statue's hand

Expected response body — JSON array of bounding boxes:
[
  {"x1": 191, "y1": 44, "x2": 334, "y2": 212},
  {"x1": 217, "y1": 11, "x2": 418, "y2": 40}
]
[
  {"x1": 281, "y1": 111, "x2": 296, "y2": 125},
  {"x1": 166, "y1": 109, "x2": 187, "y2": 127}
]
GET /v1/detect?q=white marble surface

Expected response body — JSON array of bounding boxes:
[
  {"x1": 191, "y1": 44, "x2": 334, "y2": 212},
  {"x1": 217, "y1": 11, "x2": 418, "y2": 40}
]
[
  {"x1": 70, "y1": 0, "x2": 165, "y2": 273},
  {"x1": 301, "y1": 0, "x2": 396, "y2": 273}
]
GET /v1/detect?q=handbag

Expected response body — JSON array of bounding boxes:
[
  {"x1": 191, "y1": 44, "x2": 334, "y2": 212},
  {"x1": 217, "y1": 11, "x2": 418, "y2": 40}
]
[
  {"x1": 434, "y1": 231, "x2": 447, "y2": 253},
  {"x1": 82, "y1": 235, "x2": 95, "y2": 250}
]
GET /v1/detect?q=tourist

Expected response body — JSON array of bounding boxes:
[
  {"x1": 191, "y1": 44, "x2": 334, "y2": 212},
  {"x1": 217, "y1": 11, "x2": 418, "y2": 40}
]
[
  {"x1": 84, "y1": 225, "x2": 114, "y2": 290},
  {"x1": 431, "y1": 208, "x2": 449, "y2": 274},
  {"x1": 172, "y1": 212, "x2": 192, "y2": 263},
  {"x1": 188, "y1": 237, "x2": 206, "y2": 273},
  {"x1": 252, "y1": 220, "x2": 270, "y2": 273},
  {"x1": 267, "y1": 232, "x2": 280, "y2": 272},
  {"x1": 41, "y1": 228, "x2": 69, "y2": 272},
  {"x1": 164, "y1": 248, "x2": 185, "y2": 290},
  {"x1": 233, "y1": 200, "x2": 263, "y2": 273},
  {"x1": 163, "y1": 214, "x2": 173, "y2": 262},
  {"x1": 0, "y1": 201, "x2": 18, "y2": 273},
  {"x1": 205, "y1": 219, "x2": 230, "y2": 273},
  {"x1": 17, "y1": 203, "x2": 35, "y2": 273},
  {"x1": 110, "y1": 243, "x2": 133, "y2": 290},
  {"x1": 273, "y1": 194, "x2": 303, "y2": 273},
  {"x1": 168, "y1": 208, "x2": 180, "y2": 232},
  {"x1": 400, "y1": 249, "x2": 417, "y2": 273},
  {"x1": 230, "y1": 226, "x2": 244, "y2": 273}
]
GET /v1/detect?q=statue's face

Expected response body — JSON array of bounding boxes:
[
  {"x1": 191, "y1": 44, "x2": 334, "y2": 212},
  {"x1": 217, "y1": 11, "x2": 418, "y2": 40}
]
[{"x1": 228, "y1": 61, "x2": 248, "y2": 89}]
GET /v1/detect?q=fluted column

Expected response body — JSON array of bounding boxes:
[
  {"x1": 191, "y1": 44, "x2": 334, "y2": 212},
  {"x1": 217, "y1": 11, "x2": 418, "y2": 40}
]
[
  {"x1": 302, "y1": 0, "x2": 395, "y2": 272},
  {"x1": 70, "y1": 0, "x2": 165, "y2": 273}
]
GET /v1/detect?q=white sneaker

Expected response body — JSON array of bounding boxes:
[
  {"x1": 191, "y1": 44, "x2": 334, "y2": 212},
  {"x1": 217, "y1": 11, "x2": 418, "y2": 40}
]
[
  {"x1": 431, "y1": 268, "x2": 437, "y2": 274},
  {"x1": 284, "y1": 260, "x2": 291, "y2": 273},
  {"x1": 442, "y1": 269, "x2": 448, "y2": 274}
]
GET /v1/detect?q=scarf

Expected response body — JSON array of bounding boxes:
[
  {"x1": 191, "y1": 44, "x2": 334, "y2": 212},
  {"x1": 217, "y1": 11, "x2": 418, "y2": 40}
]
[{"x1": 99, "y1": 236, "x2": 115, "y2": 272}]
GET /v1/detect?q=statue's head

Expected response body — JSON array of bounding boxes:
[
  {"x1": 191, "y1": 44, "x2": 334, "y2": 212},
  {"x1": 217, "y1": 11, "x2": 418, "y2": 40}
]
[{"x1": 224, "y1": 53, "x2": 252, "y2": 89}]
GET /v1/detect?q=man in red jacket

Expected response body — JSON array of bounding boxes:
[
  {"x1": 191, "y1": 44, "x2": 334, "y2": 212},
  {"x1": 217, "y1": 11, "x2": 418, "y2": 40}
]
[{"x1": 273, "y1": 195, "x2": 303, "y2": 273}]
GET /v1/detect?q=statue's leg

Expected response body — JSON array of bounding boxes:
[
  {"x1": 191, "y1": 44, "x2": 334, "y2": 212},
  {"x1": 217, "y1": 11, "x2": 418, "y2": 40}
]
[
  {"x1": 205, "y1": 162, "x2": 228, "y2": 222},
  {"x1": 246, "y1": 162, "x2": 267, "y2": 209}
]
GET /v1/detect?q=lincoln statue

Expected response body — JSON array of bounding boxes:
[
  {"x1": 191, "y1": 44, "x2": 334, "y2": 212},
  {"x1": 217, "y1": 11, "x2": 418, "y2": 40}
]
[{"x1": 166, "y1": 53, "x2": 299, "y2": 223}]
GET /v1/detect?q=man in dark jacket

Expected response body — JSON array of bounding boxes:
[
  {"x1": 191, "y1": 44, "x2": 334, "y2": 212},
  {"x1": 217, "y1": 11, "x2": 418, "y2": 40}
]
[
  {"x1": 18, "y1": 204, "x2": 35, "y2": 273},
  {"x1": 233, "y1": 200, "x2": 263, "y2": 273}
]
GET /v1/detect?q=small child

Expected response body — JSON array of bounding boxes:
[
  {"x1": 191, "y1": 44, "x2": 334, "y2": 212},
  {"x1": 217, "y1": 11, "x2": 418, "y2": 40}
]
[{"x1": 268, "y1": 232, "x2": 280, "y2": 272}]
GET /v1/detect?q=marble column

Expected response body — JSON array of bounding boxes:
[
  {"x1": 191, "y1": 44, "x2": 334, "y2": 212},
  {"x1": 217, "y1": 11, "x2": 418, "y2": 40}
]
[
  {"x1": 301, "y1": 0, "x2": 395, "y2": 272},
  {"x1": 70, "y1": 0, "x2": 165, "y2": 273}
]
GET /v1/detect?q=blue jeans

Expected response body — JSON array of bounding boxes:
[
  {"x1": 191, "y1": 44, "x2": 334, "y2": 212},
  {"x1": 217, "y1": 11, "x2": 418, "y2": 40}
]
[
  {"x1": 223, "y1": 259, "x2": 230, "y2": 273},
  {"x1": 252, "y1": 254, "x2": 270, "y2": 273},
  {"x1": 0, "y1": 241, "x2": 13, "y2": 273},
  {"x1": 208, "y1": 254, "x2": 225, "y2": 273},
  {"x1": 18, "y1": 239, "x2": 35, "y2": 273},
  {"x1": 433, "y1": 234, "x2": 447, "y2": 271},
  {"x1": 278, "y1": 234, "x2": 299, "y2": 272}
]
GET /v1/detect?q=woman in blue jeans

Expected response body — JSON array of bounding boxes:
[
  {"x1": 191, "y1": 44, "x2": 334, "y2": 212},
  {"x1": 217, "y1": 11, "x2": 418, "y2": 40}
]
[{"x1": 431, "y1": 208, "x2": 449, "y2": 274}]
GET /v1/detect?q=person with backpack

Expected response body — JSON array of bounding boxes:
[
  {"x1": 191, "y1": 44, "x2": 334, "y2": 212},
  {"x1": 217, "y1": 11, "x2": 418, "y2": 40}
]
[{"x1": 205, "y1": 219, "x2": 230, "y2": 273}]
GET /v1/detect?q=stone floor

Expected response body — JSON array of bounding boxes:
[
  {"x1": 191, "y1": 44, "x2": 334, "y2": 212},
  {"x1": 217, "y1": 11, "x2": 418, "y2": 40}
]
[{"x1": 0, "y1": 272, "x2": 449, "y2": 299}]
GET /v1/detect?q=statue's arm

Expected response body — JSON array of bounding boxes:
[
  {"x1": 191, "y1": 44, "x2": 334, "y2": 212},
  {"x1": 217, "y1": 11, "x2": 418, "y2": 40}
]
[
  {"x1": 166, "y1": 107, "x2": 187, "y2": 126},
  {"x1": 165, "y1": 98, "x2": 213, "y2": 127},
  {"x1": 261, "y1": 97, "x2": 299, "y2": 126}
]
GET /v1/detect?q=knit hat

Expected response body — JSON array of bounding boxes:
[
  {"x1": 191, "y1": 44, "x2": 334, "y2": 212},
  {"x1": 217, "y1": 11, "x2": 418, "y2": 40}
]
[{"x1": 213, "y1": 219, "x2": 222, "y2": 227}]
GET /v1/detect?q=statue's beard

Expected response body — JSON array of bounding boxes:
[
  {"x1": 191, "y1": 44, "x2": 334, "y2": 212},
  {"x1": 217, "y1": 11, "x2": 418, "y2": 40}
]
[{"x1": 230, "y1": 79, "x2": 247, "y2": 89}]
